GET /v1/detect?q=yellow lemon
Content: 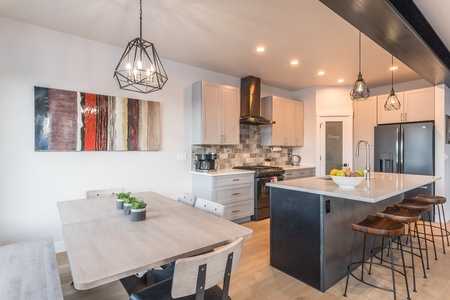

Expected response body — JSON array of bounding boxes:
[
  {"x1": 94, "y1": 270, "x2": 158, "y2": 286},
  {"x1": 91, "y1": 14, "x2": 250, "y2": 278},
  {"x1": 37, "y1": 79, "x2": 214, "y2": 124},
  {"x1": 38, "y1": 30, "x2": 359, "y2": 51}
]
[{"x1": 330, "y1": 169, "x2": 339, "y2": 175}]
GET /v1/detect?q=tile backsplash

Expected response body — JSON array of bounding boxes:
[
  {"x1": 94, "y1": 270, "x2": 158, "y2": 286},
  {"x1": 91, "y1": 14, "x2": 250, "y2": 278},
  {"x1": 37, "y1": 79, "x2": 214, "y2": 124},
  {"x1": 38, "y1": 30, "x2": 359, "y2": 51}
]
[{"x1": 192, "y1": 124, "x2": 293, "y2": 169}]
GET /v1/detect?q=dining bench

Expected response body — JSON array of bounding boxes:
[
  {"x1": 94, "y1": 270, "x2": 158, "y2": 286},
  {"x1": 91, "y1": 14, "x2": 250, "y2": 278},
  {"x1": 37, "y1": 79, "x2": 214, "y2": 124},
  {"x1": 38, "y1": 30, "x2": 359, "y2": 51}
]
[{"x1": 0, "y1": 237, "x2": 63, "y2": 300}]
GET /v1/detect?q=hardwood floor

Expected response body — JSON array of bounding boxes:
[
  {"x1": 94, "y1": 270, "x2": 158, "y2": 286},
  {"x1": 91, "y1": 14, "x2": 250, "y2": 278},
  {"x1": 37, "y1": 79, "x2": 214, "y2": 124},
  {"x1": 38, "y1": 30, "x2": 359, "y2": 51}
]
[{"x1": 57, "y1": 219, "x2": 450, "y2": 299}]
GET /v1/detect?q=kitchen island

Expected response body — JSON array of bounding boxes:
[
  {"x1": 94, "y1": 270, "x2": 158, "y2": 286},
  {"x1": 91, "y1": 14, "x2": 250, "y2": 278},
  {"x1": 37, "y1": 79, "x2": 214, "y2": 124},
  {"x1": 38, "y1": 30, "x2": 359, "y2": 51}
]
[{"x1": 267, "y1": 172, "x2": 440, "y2": 292}]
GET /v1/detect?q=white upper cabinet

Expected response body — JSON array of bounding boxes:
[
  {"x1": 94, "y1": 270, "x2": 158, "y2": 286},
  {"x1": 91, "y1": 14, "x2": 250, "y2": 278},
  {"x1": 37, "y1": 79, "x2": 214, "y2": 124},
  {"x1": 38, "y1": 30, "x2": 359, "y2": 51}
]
[
  {"x1": 377, "y1": 87, "x2": 434, "y2": 124},
  {"x1": 192, "y1": 81, "x2": 240, "y2": 145},
  {"x1": 295, "y1": 101, "x2": 304, "y2": 146},
  {"x1": 260, "y1": 96, "x2": 304, "y2": 146}
]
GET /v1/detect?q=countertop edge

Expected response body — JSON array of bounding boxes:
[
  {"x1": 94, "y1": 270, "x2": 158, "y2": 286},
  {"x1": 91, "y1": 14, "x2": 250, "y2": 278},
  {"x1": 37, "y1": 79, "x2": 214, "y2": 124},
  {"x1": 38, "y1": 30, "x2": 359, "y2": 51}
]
[{"x1": 267, "y1": 173, "x2": 441, "y2": 203}]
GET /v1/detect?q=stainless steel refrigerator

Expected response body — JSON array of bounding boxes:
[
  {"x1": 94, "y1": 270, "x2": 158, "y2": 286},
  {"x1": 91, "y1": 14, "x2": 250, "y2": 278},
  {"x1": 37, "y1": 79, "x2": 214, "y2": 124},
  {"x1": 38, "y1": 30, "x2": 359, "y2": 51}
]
[{"x1": 374, "y1": 121, "x2": 435, "y2": 204}]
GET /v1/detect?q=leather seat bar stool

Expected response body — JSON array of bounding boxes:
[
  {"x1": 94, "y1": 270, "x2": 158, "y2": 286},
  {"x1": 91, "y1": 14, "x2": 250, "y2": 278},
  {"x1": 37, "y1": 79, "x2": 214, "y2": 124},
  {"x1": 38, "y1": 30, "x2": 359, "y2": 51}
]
[
  {"x1": 376, "y1": 206, "x2": 426, "y2": 292},
  {"x1": 394, "y1": 199, "x2": 436, "y2": 270},
  {"x1": 413, "y1": 194, "x2": 449, "y2": 254},
  {"x1": 344, "y1": 215, "x2": 410, "y2": 300}
]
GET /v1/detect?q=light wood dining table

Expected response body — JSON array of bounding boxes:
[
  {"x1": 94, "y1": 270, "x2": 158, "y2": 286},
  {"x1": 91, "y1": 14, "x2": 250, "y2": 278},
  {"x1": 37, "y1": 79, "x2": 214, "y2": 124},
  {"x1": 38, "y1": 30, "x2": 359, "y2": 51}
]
[{"x1": 57, "y1": 191, "x2": 253, "y2": 290}]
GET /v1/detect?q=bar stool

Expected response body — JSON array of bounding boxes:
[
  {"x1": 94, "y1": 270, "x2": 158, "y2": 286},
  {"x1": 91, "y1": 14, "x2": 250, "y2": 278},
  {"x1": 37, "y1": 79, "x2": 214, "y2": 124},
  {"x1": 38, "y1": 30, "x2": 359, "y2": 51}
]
[
  {"x1": 394, "y1": 199, "x2": 436, "y2": 270},
  {"x1": 344, "y1": 215, "x2": 410, "y2": 300},
  {"x1": 376, "y1": 206, "x2": 426, "y2": 292},
  {"x1": 413, "y1": 194, "x2": 449, "y2": 254}
]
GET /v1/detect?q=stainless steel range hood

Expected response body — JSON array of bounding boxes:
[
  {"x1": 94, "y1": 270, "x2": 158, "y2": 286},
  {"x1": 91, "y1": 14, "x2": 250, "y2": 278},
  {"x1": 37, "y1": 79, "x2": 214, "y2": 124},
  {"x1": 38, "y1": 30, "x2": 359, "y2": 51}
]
[{"x1": 240, "y1": 76, "x2": 275, "y2": 125}]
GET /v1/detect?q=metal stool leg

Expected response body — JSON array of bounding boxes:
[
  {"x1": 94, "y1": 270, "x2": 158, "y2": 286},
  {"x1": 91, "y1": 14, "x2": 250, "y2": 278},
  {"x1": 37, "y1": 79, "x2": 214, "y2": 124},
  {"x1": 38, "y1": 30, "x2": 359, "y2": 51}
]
[
  {"x1": 344, "y1": 231, "x2": 358, "y2": 297},
  {"x1": 427, "y1": 211, "x2": 438, "y2": 260}
]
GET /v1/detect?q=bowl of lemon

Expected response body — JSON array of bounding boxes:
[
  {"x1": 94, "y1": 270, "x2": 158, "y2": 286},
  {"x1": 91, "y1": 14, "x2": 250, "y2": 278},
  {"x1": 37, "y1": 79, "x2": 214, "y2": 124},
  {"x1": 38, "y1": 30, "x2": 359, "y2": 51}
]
[{"x1": 329, "y1": 168, "x2": 364, "y2": 189}]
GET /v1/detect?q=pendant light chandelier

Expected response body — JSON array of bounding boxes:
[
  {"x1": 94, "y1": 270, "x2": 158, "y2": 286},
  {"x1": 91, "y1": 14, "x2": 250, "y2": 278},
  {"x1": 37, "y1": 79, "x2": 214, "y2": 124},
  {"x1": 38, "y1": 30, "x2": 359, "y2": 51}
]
[
  {"x1": 113, "y1": 0, "x2": 168, "y2": 94},
  {"x1": 384, "y1": 55, "x2": 401, "y2": 111},
  {"x1": 350, "y1": 31, "x2": 370, "y2": 100}
]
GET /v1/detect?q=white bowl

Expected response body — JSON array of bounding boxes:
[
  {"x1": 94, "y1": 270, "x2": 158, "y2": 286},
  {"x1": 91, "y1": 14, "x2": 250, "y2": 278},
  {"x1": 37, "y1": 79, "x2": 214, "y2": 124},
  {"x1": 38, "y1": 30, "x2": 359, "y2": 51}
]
[{"x1": 330, "y1": 175, "x2": 364, "y2": 189}]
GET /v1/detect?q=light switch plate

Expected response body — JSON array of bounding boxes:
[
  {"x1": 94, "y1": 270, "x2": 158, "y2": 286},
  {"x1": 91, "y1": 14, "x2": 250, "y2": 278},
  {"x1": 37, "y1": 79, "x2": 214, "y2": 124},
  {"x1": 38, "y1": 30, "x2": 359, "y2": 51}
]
[{"x1": 177, "y1": 153, "x2": 187, "y2": 161}]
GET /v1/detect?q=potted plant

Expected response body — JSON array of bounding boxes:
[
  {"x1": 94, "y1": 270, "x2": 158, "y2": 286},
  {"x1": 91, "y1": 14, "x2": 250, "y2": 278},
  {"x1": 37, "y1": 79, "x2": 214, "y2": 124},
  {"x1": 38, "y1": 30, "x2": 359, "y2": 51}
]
[
  {"x1": 130, "y1": 199, "x2": 147, "y2": 222},
  {"x1": 123, "y1": 196, "x2": 136, "y2": 215},
  {"x1": 264, "y1": 158, "x2": 272, "y2": 166},
  {"x1": 116, "y1": 192, "x2": 131, "y2": 210}
]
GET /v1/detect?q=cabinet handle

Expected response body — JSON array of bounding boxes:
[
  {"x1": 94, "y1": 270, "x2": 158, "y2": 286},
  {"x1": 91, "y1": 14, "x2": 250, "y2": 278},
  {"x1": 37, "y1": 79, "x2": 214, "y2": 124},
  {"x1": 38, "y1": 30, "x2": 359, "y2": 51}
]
[
  {"x1": 232, "y1": 192, "x2": 240, "y2": 196},
  {"x1": 232, "y1": 210, "x2": 240, "y2": 213},
  {"x1": 232, "y1": 179, "x2": 240, "y2": 181},
  {"x1": 401, "y1": 113, "x2": 403, "y2": 122}
]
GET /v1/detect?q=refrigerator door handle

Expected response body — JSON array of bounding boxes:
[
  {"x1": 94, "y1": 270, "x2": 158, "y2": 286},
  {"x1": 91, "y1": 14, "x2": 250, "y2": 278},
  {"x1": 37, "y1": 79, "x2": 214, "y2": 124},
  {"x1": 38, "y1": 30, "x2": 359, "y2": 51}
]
[
  {"x1": 396, "y1": 128, "x2": 400, "y2": 173},
  {"x1": 400, "y1": 127, "x2": 404, "y2": 173}
]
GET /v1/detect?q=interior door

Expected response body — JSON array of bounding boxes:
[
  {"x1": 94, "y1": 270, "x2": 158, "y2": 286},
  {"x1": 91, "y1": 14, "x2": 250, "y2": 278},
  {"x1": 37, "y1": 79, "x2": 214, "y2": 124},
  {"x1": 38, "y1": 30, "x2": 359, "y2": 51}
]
[{"x1": 318, "y1": 116, "x2": 353, "y2": 176}]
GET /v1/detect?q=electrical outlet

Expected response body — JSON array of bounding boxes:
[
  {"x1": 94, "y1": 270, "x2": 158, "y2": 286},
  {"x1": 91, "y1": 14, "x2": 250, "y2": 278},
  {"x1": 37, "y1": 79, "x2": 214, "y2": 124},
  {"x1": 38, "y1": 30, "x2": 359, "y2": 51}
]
[{"x1": 325, "y1": 200, "x2": 331, "y2": 213}]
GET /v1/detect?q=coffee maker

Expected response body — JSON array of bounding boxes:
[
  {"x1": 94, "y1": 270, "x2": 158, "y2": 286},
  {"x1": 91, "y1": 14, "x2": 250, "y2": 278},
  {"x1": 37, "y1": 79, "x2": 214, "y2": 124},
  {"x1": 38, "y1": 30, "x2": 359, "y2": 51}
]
[{"x1": 195, "y1": 153, "x2": 217, "y2": 171}]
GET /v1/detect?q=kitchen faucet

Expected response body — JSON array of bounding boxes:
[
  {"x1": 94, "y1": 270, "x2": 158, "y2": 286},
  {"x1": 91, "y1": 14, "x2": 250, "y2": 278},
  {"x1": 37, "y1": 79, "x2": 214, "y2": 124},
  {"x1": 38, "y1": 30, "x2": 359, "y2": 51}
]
[{"x1": 355, "y1": 140, "x2": 370, "y2": 180}]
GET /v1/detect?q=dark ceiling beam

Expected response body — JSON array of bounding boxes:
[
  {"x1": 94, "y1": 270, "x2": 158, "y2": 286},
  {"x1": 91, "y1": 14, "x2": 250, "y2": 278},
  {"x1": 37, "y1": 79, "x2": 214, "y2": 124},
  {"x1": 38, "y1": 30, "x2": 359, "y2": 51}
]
[{"x1": 319, "y1": 0, "x2": 450, "y2": 87}]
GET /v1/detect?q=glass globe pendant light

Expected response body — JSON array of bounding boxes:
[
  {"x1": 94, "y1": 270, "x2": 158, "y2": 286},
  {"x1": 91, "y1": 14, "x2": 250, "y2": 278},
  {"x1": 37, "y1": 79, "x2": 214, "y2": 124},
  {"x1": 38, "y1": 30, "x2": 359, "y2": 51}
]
[
  {"x1": 350, "y1": 31, "x2": 370, "y2": 100},
  {"x1": 384, "y1": 55, "x2": 401, "y2": 111}
]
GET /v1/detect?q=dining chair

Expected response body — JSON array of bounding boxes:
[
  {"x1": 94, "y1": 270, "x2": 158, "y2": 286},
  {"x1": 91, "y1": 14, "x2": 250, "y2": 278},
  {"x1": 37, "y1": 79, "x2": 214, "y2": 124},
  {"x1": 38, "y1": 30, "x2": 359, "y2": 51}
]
[
  {"x1": 86, "y1": 188, "x2": 124, "y2": 198},
  {"x1": 176, "y1": 191, "x2": 197, "y2": 207},
  {"x1": 194, "y1": 198, "x2": 225, "y2": 218},
  {"x1": 127, "y1": 237, "x2": 244, "y2": 300}
]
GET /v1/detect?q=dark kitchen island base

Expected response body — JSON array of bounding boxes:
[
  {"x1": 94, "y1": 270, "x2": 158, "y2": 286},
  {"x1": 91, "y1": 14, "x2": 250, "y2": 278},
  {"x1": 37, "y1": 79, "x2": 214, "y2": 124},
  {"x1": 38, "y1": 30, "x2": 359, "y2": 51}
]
[{"x1": 269, "y1": 188, "x2": 403, "y2": 292}]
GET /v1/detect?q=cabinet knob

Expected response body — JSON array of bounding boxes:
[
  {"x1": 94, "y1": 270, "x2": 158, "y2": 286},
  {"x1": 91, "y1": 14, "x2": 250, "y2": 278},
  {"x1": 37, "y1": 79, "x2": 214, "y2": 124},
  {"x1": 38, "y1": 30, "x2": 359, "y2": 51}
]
[
  {"x1": 231, "y1": 192, "x2": 240, "y2": 196},
  {"x1": 232, "y1": 178, "x2": 240, "y2": 181},
  {"x1": 232, "y1": 210, "x2": 240, "y2": 213}
]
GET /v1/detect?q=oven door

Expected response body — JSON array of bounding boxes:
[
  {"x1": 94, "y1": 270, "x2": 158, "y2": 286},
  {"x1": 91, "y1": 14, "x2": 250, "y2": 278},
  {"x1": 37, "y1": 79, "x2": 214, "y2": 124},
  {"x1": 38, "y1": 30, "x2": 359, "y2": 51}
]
[{"x1": 255, "y1": 175, "x2": 284, "y2": 220}]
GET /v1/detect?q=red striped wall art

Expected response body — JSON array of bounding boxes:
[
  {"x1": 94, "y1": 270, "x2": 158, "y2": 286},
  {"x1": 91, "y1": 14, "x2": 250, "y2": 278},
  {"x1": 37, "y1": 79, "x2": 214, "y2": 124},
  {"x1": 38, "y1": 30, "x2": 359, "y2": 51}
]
[{"x1": 34, "y1": 86, "x2": 161, "y2": 151}]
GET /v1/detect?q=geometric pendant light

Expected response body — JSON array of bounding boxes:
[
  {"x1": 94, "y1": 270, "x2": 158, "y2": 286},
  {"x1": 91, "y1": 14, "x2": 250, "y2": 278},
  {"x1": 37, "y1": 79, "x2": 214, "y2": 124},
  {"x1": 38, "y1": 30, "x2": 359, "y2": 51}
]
[
  {"x1": 384, "y1": 55, "x2": 401, "y2": 111},
  {"x1": 113, "y1": 0, "x2": 168, "y2": 94},
  {"x1": 350, "y1": 31, "x2": 370, "y2": 100}
]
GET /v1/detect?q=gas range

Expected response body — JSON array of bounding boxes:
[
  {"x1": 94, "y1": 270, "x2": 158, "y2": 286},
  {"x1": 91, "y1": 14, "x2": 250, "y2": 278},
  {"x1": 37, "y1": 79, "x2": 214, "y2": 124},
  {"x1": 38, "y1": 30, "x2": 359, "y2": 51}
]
[{"x1": 233, "y1": 165, "x2": 285, "y2": 178}]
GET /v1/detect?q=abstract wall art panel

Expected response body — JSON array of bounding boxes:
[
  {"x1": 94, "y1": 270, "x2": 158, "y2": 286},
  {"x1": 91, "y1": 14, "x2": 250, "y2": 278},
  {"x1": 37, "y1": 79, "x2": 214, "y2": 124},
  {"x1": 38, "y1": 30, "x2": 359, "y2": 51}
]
[{"x1": 34, "y1": 86, "x2": 161, "y2": 151}]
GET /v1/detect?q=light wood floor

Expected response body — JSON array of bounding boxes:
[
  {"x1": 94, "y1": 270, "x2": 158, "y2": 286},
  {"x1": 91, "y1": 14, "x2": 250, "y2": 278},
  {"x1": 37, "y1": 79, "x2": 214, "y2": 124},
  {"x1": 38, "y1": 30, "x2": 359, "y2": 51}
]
[{"x1": 57, "y1": 219, "x2": 450, "y2": 299}]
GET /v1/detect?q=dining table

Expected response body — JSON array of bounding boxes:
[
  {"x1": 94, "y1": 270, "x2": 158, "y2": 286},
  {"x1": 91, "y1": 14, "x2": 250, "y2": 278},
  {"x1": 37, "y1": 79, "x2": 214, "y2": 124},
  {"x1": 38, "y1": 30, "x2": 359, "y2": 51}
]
[{"x1": 57, "y1": 191, "x2": 253, "y2": 290}]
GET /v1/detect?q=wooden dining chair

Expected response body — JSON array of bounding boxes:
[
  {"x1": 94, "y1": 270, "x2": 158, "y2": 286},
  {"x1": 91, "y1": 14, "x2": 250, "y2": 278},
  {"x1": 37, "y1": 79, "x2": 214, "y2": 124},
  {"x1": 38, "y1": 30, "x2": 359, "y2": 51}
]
[
  {"x1": 194, "y1": 198, "x2": 225, "y2": 218},
  {"x1": 177, "y1": 191, "x2": 197, "y2": 207},
  {"x1": 128, "y1": 237, "x2": 244, "y2": 300},
  {"x1": 86, "y1": 188, "x2": 124, "y2": 198}
]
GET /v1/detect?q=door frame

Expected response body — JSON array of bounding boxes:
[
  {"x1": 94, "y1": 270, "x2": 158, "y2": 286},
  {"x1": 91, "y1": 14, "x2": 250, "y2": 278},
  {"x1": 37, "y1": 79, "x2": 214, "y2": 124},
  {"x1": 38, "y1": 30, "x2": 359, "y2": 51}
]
[{"x1": 317, "y1": 115, "x2": 353, "y2": 176}]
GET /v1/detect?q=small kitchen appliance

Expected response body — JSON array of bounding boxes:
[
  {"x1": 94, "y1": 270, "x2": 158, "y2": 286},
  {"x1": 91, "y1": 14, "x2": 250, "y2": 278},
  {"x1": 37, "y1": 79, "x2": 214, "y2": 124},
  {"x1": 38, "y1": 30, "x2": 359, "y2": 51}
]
[
  {"x1": 195, "y1": 153, "x2": 217, "y2": 171},
  {"x1": 291, "y1": 155, "x2": 301, "y2": 166}
]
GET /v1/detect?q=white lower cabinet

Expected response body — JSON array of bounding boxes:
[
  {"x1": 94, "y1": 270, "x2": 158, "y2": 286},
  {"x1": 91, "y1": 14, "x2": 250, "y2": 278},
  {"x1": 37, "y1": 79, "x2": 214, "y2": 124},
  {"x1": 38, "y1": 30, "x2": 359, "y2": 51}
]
[
  {"x1": 192, "y1": 172, "x2": 254, "y2": 221},
  {"x1": 284, "y1": 167, "x2": 315, "y2": 180}
]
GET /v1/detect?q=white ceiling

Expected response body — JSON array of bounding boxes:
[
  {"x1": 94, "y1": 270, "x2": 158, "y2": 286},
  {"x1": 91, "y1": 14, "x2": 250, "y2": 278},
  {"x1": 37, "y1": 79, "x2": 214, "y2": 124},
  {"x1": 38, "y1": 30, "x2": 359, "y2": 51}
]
[{"x1": 0, "y1": 0, "x2": 448, "y2": 91}]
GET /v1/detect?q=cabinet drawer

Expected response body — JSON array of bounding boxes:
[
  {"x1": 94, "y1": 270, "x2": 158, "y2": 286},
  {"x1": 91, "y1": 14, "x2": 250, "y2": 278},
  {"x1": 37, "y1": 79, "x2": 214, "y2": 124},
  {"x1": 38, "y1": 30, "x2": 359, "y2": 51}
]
[
  {"x1": 214, "y1": 183, "x2": 253, "y2": 204},
  {"x1": 307, "y1": 168, "x2": 315, "y2": 177},
  {"x1": 213, "y1": 174, "x2": 253, "y2": 187},
  {"x1": 223, "y1": 199, "x2": 254, "y2": 221}
]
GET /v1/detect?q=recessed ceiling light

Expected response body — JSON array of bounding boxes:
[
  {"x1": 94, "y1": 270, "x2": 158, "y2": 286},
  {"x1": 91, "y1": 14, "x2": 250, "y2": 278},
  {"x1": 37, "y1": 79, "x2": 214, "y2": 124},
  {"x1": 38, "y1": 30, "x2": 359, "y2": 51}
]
[
  {"x1": 338, "y1": 79, "x2": 344, "y2": 83},
  {"x1": 291, "y1": 60, "x2": 299, "y2": 65},
  {"x1": 390, "y1": 66, "x2": 398, "y2": 71},
  {"x1": 318, "y1": 71, "x2": 325, "y2": 75},
  {"x1": 256, "y1": 47, "x2": 265, "y2": 52}
]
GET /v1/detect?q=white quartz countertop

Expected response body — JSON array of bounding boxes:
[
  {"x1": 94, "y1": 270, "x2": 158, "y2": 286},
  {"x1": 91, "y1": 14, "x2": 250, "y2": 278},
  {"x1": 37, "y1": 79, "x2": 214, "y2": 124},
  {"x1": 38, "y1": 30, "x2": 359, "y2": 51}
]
[
  {"x1": 267, "y1": 172, "x2": 441, "y2": 203},
  {"x1": 281, "y1": 164, "x2": 315, "y2": 170},
  {"x1": 191, "y1": 169, "x2": 254, "y2": 176}
]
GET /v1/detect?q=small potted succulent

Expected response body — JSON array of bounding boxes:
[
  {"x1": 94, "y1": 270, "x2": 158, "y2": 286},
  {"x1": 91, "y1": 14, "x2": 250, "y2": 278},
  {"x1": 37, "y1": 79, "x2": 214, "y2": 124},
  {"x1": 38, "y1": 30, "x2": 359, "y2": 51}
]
[
  {"x1": 130, "y1": 199, "x2": 147, "y2": 222},
  {"x1": 264, "y1": 157, "x2": 272, "y2": 166},
  {"x1": 123, "y1": 196, "x2": 136, "y2": 215},
  {"x1": 116, "y1": 192, "x2": 131, "y2": 210}
]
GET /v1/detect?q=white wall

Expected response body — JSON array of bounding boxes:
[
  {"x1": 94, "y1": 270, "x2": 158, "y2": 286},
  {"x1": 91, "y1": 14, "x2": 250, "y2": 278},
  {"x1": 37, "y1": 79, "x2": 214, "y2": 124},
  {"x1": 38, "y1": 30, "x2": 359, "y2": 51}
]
[{"x1": 0, "y1": 17, "x2": 292, "y2": 250}]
